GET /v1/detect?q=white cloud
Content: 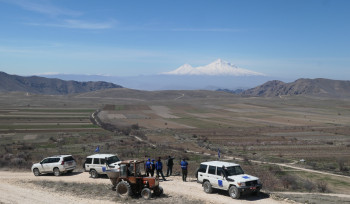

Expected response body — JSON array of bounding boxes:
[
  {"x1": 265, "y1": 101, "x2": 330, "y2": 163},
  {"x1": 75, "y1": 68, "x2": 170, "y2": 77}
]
[
  {"x1": 4, "y1": 0, "x2": 81, "y2": 17},
  {"x1": 26, "y1": 19, "x2": 115, "y2": 29}
]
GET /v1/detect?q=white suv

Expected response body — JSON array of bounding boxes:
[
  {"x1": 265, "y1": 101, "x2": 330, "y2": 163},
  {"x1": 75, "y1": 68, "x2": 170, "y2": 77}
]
[
  {"x1": 31, "y1": 155, "x2": 76, "y2": 176},
  {"x1": 84, "y1": 154, "x2": 121, "y2": 178},
  {"x1": 197, "y1": 161, "x2": 262, "y2": 199}
]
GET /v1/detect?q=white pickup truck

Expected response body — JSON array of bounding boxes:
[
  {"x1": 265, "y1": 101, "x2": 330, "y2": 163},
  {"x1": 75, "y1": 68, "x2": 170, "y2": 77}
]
[{"x1": 197, "y1": 161, "x2": 262, "y2": 199}]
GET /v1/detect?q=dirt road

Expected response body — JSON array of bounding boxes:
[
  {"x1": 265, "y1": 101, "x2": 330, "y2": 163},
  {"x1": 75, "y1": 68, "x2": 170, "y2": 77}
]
[{"x1": 0, "y1": 171, "x2": 286, "y2": 204}]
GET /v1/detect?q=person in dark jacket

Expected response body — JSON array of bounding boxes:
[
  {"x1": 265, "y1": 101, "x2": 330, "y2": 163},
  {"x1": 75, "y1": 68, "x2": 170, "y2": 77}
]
[
  {"x1": 155, "y1": 157, "x2": 166, "y2": 181},
  {"x1": 180, "y1": 158, "x2": 188, "y2": 182},
  {"x1": 145, "y1": 158, "x2": 151, "y2": 176},
  {"x1": 166, "y1": 155, "x2": 175, "y2": 177},
  {"x1": 150, "y1": 159, "x2": 155, "y2": 177}
]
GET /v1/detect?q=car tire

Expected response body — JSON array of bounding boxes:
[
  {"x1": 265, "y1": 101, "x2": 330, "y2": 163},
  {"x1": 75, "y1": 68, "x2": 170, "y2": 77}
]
[
  {"x1": 116, "y1": 181, "x2": 132, "y2": 198},
  {"x1": 53, "y1": 168, "x2": 61, "y2": 176},
  {"x1": 154, "y1": 186, "x2": 163, "y2": 196},
  {"x1": 203, "y1": 181, "x2": 213, "y2": 194},
  {"x1": 141, "y1": 188, "x2": 152, "y2": 200},
  {"x1": 229, "y1": 186, "x2": 240, "y2": 199},
  {"x1": 33, "y1": 168, "x2": 40, "y2": 176},
  {"x1": 90, "y1": 169, "x2": 99, "y2": 178}
]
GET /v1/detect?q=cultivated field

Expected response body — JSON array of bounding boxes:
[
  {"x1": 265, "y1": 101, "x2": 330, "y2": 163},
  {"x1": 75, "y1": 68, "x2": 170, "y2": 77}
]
[{"x1": 0, "y1": 90, "x2": 350, "y2": 203}]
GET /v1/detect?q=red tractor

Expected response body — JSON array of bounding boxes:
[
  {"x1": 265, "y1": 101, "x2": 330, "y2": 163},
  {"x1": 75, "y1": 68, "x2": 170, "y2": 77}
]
[{"x1": 106, "y1": 160, "x2": 163, "y2": 200}]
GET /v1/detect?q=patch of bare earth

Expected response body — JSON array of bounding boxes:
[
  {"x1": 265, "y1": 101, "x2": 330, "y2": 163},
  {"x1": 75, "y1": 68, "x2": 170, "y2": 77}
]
[{"x1": 0, "y1": 171, "x2": 286, "y2": 204}]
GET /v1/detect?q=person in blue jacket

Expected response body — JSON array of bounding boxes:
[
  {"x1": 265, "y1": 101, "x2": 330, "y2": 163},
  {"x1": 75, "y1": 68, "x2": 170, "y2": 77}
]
[
  {"x1": 180, "y1": 158, "x2": 188, "y2": 182},
  {"x1": 150, "y1": 159, "x2": 155, "y2": 177},
  {"x1": 145, "y1": 158, "x2": 151, "y2": 176},
  {"x1": 155, "y1": 157, "x2": 166, "y2": 181}
]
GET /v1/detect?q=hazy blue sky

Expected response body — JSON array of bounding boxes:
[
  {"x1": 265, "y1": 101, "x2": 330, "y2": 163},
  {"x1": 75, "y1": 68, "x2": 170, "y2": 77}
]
[{"x1": 0, "y1": 0, "x2": 349, "y2": 80}]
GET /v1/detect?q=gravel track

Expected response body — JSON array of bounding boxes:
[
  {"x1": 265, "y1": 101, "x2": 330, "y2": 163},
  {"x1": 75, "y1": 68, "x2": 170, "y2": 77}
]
[{"x1": 0, "y1": 171, "x2": 286, "y2": 204}]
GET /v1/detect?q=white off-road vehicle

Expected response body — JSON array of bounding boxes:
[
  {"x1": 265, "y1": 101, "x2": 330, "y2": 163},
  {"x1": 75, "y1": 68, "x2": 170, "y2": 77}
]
[
  {"x1": 84, "y1": 154, "x2": 121, "y2": 178},
  {"x1": 31, "y1": 155, "x2": 76, "y2": 176},
  {"x1": 197, "y1": 161, "x2": 262, "y2": 199}
]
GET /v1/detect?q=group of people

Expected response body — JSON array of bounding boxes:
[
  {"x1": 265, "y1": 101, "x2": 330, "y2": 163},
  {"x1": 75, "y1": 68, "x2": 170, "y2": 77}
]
[{"x1": 144, "y1": 156, "x2": 188, "y2": 182}]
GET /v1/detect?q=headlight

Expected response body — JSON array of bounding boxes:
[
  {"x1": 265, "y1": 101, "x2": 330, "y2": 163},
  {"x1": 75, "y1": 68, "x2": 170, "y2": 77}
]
[
  {"x1": 238, "y1": 182, "x2": 246, "y2": 187},
  {"x1": 257, "y1": 179, "x2": 262, "y2": 184}
]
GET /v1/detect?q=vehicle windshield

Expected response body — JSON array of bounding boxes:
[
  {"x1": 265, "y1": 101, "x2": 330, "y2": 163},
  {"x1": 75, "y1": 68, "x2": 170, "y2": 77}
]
[
  {"x1": 226, "y1": 166, "x2": 244, "y2": 176},
  {"x1": 107, "y1": 156, "x2": 120, "y2": 164}
]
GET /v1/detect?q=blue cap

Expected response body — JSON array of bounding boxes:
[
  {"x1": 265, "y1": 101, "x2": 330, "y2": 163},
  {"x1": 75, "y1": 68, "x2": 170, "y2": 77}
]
[{"x1": 148, "y1": 158, "x2": 150, "y2": 161}]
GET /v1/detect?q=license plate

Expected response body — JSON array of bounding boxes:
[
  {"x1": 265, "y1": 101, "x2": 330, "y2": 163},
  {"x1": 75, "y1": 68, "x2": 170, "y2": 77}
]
[
  {"x1": 68, "y1": 162, "x2": 72, "y2": 166},
  {"x1": 250, "y1": 187, "x2": 256, "y2": 190}
]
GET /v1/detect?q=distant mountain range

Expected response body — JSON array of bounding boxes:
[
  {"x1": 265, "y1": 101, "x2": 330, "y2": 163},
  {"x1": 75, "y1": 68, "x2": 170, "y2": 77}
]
[
  {"x1": 0, "y1": 71, "x2": 122, "y2": 95},
  {"x1": 1, "y1": 71, "x2": 349, "y2": 98},
  {"x1": 162, "y1": 59, "x2": 265, "y2": 76},
  {"x1": 38, "y1": 59, "x2": 271, "y2": 90},
  {"x1": 241, "y1": 78, "x2": 350, "y2": 98}
]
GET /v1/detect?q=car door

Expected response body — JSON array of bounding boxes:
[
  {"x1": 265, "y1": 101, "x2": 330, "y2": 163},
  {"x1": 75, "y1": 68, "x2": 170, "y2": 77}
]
[
  {"x1": 197, "y1": 164, "x2": 208, "y2": 183},
  {"x1": 216, "y1": 167, "x2": 230, "y2": 190},
  {"x1": 84, "y1": 158, "x2": 92, "y2": 171},
  {"x1": 92, "y1": 158, "x2": 101, "y2": 173},
  {"x1": 40, "y1": 158, "x2": 51, "y2": 172},
  {"x1": 207, "y1": 165, "x2": 219, "y2": 188}
]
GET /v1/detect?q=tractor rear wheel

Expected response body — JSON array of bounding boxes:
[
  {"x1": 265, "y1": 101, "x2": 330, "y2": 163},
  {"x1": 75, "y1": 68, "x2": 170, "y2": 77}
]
[
  {"x1": 141, "y1": 188, "x2": 152, "y2": 200},
  {"x1": 116, "y1": 181, "x2": 132, "y2": 198}
]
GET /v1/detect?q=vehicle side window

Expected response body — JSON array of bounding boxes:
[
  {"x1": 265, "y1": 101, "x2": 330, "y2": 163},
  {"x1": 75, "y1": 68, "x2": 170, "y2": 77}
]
[
  {"x1": 100, "y1": 159, "x2": 106, "y2": 165},
  {"x1": 93, "y1": 158, "x2": 100, "y2": 164},
  {"x1": 208, "y1": 166, "x2": 216, "y2": 175},
  {"x1": 85, "y1": 158, "x2": 92, "y2": 164},
  {"x1": 48, "y1": 158, "x2": 59, "y2": 163},
  {"x1": 64, "y1": 156, "x2": 74, "y2": 161},
  {"x1": 41, "y1": 158, "x2": 49, "y2": 164},
  {"x1": 198, "y1": 164, "x2": 207, "y2": 173},
  {"x1": 216, "y1": 167, "x2": 222, "y2": 176},
  {"x1": 53, "y1": 158, "x2": 60, "y2": 163}
]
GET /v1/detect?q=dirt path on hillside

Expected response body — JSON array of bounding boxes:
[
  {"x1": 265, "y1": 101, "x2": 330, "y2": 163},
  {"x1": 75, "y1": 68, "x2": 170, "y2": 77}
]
[{"x1": 0, "y1": 171, "x2": 286, "y2": 204}]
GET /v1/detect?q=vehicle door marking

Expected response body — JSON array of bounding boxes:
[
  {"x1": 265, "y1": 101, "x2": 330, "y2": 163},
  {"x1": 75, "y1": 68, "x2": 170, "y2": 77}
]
[{"x1": 218, "y1": 180, "x2": 223, "y2": 187}]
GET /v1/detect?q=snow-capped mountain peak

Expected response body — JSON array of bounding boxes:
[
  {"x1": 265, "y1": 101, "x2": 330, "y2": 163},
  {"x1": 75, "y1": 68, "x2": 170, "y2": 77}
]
[{"x1": 162, "y1": 59, "x2": 265, "y2": 76}]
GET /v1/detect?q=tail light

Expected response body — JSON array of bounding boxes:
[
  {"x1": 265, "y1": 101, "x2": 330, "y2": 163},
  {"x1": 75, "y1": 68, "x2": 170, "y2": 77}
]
[{"x1": 61, "y1": 161, "x2": 65, "y2": 165}]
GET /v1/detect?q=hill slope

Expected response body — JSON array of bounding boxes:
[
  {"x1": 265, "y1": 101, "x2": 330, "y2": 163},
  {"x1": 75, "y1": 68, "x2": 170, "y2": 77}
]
[
  {"x1": 0, "y1": 71, "x2": 122, "y2": 95},
  {"x1": 241, "y1": 78, "x2": 350, "y2": 98}
]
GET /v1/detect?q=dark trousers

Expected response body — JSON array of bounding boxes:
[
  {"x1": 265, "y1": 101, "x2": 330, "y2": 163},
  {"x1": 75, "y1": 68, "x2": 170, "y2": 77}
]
[
  {"x1": 182, "y1": 169, "x2": 187, "y2": 181},
  {"x1": 150, "y1": 169, "x2": 155, "y2": 177},
  {"x1": 166, "y1": 165, "x2": 173, "y2": 176},
  {"x1": 156, "y1": 169, "x2": 166, "y2": 181},
  {"x1": 146, "y1": 168, "x2": 151, "y2": 176}
]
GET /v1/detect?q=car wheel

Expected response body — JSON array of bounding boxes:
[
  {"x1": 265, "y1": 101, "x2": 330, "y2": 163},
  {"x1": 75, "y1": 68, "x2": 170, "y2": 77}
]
[
  {"x1": 203, "y1": 181, "x2": 213, "y2": 194},
  {"x1": 116, "y1": 181, "x2": 133, "y2": 198},
  {"x1": 53, "y1": 168, "x2": 61, "y2": 176},
  {"x1": 33, "y1": 168, "x2": 40, "y2": 176},
  {"x1": 153, "y1": 186, "x2": 163, "y2": 196},
  {"x1": 90, "y1": 169, "x2": 99, "y2": 178},
  {"x1": 229, "y1": 186, "x2": 240, "y2": 199},
  {"x1": 141, "y1": 188, "x2": 152, "y2": 200}
]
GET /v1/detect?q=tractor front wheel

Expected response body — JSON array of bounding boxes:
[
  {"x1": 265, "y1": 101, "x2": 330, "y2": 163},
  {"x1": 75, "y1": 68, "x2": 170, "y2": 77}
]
[{"x1": 141, "y1": 188, "x2": 152, "y2": 200}]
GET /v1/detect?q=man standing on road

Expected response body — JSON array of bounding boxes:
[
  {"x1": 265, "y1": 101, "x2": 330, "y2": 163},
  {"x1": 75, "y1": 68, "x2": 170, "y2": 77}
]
[
  {"x1": 145, "y1": 158, "x2": 151, "y2": 176},
  {"x1": 180, "y1": 158, "x2": 188, "y2": 182},
  {"x1": 155, "y1": 157, "x2": 166, "y2": 181},
  {"x1": 150, "y1": 159, "x2": 155, "y2": 177},
  {"x1": 166, "y1": 155, "x2": 174, "y2": 177}
]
